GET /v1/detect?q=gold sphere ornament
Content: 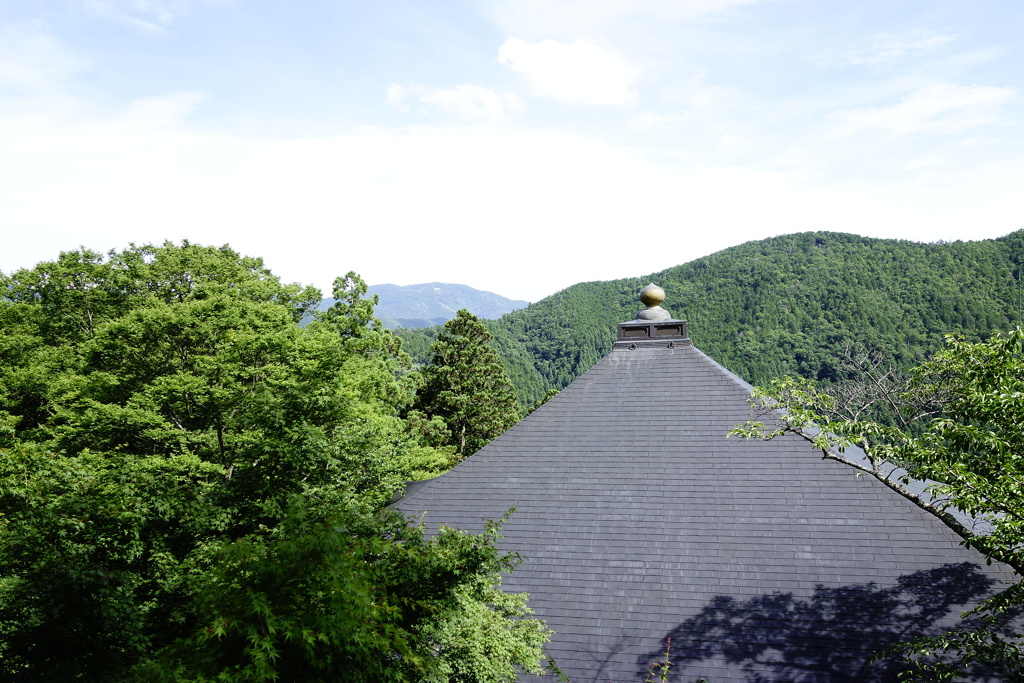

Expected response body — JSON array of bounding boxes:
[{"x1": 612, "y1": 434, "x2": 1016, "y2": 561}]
[
  {"x1": 636, "y1": 283, "x2": 671, "y2": 321},
  {"x1": 639, "y1": 283, "x2": 666, "y2": 308}
]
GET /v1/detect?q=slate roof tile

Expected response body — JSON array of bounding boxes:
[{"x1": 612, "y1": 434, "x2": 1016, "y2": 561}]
[{"x1": 395, "y1": 330, "x2": 1018, "y2": 682}]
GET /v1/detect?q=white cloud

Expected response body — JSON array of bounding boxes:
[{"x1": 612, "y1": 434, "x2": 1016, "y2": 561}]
[
  {"x1": 119, "y1": 91, "x2": 205, "y2": 128},
  {"x1": 84, "y1": 0, "x2": 174, "y2": 31},
  {"x1": 901, "y1": 155, "x2": 949, "y2": 171},
  {"x1": 629, "y1": 111, "x2": 691, "y2": 132},
  {"x1": 80, "y1": 0, "x2": 225, "y2": 32},
  {"x1": 628, "y1": 69, "x2": 740, "y2": 134},
  {"x1": 498, "y1": 38, "x2": 638, "y2": 107},
  {"x1": 419, "y1": 85, "x2": 522, "y2": 123},
  {"x1": 387, "y1": 83, "x2": 521, "y2": 123},
  {"x1": 486, "y1": 0, "x2": 775, "y2": 38},
  {"x1": 818, "y1": 32, "x2": 958, "y2": 67},
  {"x1": 0, "y1": 26, "x2": 87, "y2": 91},
  {"x1": 386, "y1": 84, "x2": 411, "y2": 113},
  {"x1": 3, "y1": 104, "x2": 1023, "y2": 303},
  {"x1": 828, "y1": 83, "x2": 1016, "y2": 138}
]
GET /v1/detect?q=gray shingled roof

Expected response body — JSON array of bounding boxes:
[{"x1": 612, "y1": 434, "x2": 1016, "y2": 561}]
[{"x1": 395, "y1": 318, "x2": 1018, "y2": 683}]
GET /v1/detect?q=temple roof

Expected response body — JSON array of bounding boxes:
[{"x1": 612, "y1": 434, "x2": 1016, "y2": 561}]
[{"x1": 395, "y1": 290, "x2": 1016, "y2": 682}]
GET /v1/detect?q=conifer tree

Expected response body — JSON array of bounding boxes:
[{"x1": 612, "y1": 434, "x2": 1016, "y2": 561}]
[{"x1": 415, "y1": 309, "x2": 521, "y2": 457}]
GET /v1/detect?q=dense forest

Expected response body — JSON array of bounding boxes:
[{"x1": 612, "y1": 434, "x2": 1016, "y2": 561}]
[
  {"x1": 0, "y1": 244, "x2": 548, "y2": 681},
  {"x1": 398, "y1": 231, "x2": 1024, "y2": 408}
]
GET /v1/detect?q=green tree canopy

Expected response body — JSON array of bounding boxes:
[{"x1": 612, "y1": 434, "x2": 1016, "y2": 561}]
[
  {"x1": 0, "y1": 243, "x2": 547, "y2": 681},
  {"x1": 413, "y1": 309, "x2": 522, "y2": 458},
  {"x1": 733, "y1": 330, "x2": 1024, "y2": 679}
]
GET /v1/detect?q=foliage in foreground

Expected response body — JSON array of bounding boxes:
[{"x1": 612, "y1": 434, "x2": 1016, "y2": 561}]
[
  {"x1": 138, "y1": 504, "x2": 550, "y2": 682},
  {"x1": 732, "y1": 330, "x2": 1024, "y2": 680},
  {"x1": 0, "y1": 243, "x2": 549, "y2": 681}
]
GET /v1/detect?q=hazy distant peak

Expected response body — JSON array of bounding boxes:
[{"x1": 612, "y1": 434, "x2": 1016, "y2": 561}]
[{"x1": 317, "y1": 282, "x2": 528, "y2": 330}]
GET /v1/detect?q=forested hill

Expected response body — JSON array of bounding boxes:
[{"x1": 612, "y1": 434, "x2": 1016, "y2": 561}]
[{"x1": 464, "y1": 231, "x2": 1024, "y2": 407}]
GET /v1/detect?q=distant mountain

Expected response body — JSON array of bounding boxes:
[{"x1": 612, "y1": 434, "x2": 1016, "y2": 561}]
[{"x1": 317, "y1": 283, "x2": 528, "y2": 330}]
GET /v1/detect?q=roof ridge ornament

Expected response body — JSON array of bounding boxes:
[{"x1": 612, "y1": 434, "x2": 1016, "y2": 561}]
[
  {"x1": 616, "y1": 283, "x2": 691, "y2": 346},
  {"x1": 636, "y1": 283, "x2": 671, "y2": 321}
]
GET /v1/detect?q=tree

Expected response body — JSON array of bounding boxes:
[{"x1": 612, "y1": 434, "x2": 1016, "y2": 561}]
[
  {"x1": 529, "y1": 388, "x2": 561, "y2": 415},
  {"x1": 414, "y1": 310, "x2": 521, "y2": 458},
  {"x1": 0, "y1": 442, "x2": 230, "y2": 680},
  {"x1": 0, "y1": 446, "x2": 550, "y2": 682},
  {"x1": 0, "y1": 244, "x2": 548, "y2": 680},
  {"x1": 0, "y1": 246, "x2": 447, "y2": 511},
  {"x1": 732, "y1": 331, "x2": 1024, "y2": 679},
  {"x1": 137, "y1": 502, "x2": 551, "y2": 683}
]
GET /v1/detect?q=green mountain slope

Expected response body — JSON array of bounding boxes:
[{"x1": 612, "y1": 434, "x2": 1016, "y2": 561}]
[{"x1": 479, "y1": 231, "x2": 1024, "y2": 407}]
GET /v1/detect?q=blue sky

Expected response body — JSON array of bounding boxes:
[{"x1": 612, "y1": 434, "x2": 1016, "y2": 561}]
[{"x1": 2, "y1": 0, "x2": 1022, "y2": 301}]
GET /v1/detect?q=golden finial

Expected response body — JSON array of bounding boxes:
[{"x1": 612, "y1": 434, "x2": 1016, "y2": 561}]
[{"x1": 636, "y1": 283, "x2": 671, "y2": 321}]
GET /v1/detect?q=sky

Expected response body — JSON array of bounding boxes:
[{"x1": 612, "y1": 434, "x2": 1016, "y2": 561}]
[{"x1": 1, "y1": 1, "x2": 1023, "y2": 302}]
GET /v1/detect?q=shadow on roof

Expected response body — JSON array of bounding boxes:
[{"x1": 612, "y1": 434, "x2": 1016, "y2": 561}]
[{"x1": 638, "y1": 562, "x2": 1003, "y2": 683}]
